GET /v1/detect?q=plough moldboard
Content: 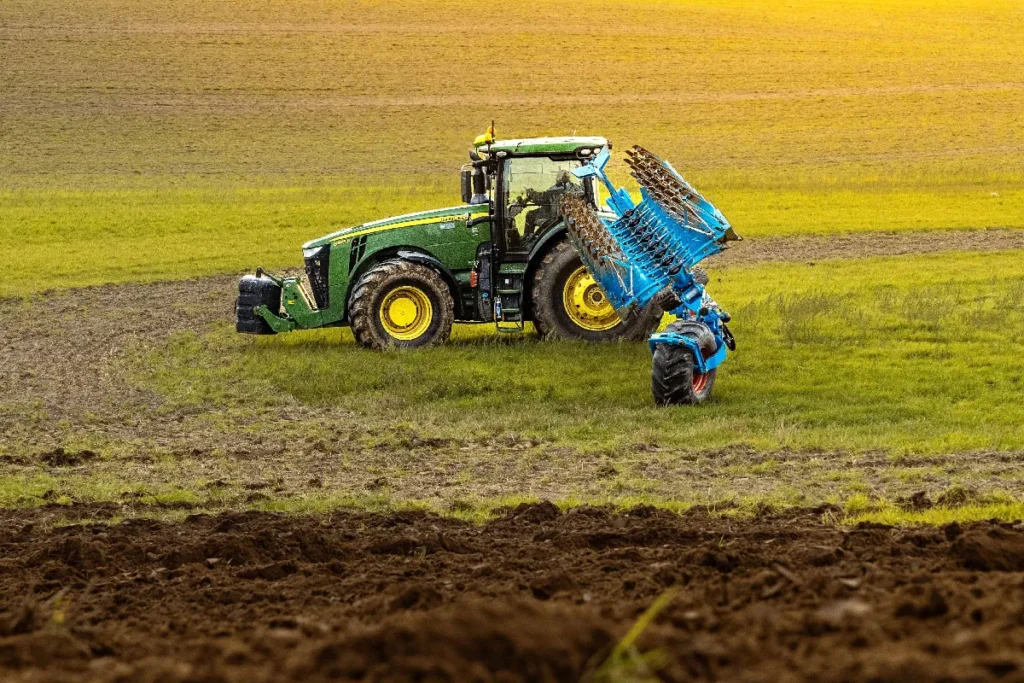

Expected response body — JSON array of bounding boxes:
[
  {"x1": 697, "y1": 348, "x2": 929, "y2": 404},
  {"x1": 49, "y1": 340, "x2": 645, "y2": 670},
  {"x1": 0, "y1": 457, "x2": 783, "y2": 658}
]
[{"x1": 562, "y1": 145, "x2": 740, "y2": 405}]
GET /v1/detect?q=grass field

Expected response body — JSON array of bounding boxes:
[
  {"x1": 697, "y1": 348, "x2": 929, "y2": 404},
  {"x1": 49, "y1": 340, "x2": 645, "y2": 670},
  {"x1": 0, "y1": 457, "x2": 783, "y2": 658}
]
[
  {"x1": 136, "y1": 250, "x2": 1024, "y2": 455},
  {"x1": 2, "y1": 186, "x2": 1020, "y2": 296},
  {"x1": 2, "y1": 0, "x2": 1024, "y2": 524},
  {"x1": 2, "y1": 248, "x2": 1021, "y2": 524}
]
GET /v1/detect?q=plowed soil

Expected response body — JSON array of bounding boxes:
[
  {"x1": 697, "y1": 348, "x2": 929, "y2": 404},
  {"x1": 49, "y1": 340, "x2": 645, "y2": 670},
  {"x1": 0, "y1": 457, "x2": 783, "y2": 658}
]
[{"x1": 4, "y1": 504, "x2": 1024, "y2": 682}]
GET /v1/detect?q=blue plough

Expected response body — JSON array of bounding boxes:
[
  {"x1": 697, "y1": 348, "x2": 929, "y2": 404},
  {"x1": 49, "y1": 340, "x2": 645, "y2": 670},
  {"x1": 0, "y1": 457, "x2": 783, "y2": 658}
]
[{"x1": 562, "y1": 146, "x2": 741, "y2": 404}]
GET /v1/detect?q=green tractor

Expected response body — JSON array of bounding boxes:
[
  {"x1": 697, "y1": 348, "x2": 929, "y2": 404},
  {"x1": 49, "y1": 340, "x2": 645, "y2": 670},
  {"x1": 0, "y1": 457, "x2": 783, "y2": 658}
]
[{"x1": 236, "y1": 131, "x2": 661, "y2": 349}]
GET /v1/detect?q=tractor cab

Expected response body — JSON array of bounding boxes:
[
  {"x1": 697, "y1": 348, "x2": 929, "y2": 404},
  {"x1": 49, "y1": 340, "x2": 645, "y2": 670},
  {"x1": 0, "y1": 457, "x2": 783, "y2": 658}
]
[
  {"x1": 463, "y1": 132, "x2": 607, "y2": 258},
  {"x1": 459, "y1": 132, "x2": 612, "y2": 331}
]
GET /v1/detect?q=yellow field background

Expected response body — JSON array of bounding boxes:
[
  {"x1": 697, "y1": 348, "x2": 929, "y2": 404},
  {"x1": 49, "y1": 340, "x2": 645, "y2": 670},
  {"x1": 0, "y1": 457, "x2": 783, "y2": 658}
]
[
  {"x1": 1, "y1": 0, "x2": 1022, "y2": 292},
  {"x1": 4, "y1": 0, "x2": 1023, "y2": 187}
]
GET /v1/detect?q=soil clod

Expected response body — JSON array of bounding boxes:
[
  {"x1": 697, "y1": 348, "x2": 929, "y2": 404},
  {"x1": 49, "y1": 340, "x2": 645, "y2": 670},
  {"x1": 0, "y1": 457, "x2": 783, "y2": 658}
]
[
  {"x1": 40, "y1": 447, "x2": 99, "y2": 467},
  {"x1": 952, "y1": 526, "x2": 1024, "y2": 571}
]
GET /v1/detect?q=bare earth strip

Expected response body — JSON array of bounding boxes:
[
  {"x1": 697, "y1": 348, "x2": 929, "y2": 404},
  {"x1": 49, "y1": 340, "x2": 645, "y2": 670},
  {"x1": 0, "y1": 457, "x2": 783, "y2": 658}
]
[
  {"x1": 708, "y1": 227, "x2": 1024, "y2": 268},
  {"x1": 1, "y1": 232, "x2": 1022, "y2": 510}
]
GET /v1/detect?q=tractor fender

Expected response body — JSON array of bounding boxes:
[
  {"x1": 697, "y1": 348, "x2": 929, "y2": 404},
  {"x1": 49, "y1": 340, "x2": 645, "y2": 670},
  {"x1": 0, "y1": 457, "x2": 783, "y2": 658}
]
[
  {"x1": 521, "y1": 224, "x2": 569, "y2": 318},
  {"x1": 345, "y1": 247, "x2": 463, "y2": 319},
  {"x1": 648, "y1": 321, "x2": 726, "y2": 374}
]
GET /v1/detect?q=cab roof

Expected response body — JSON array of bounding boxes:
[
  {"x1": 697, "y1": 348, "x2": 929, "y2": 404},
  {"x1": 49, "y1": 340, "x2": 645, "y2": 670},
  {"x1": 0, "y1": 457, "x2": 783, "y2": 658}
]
[{"x1": 481, "y1": 136, "x2": 609, "y2": 156}]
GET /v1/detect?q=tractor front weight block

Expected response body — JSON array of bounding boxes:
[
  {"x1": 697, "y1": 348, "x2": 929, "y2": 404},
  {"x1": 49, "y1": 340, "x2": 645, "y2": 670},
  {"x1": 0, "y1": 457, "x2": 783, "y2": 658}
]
[{"x1": 236, "y1": 274, "x2": 283, "y2": 335}]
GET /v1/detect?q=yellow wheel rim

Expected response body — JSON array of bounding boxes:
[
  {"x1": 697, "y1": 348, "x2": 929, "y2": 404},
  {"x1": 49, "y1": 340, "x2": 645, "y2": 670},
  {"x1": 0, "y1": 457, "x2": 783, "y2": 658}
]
[
  {"x1": 379, "y1": 286, "x2": 433, "y2": 341},
  {"x1": 562, "y1": 266, "x2": 620, "y2": 332}
]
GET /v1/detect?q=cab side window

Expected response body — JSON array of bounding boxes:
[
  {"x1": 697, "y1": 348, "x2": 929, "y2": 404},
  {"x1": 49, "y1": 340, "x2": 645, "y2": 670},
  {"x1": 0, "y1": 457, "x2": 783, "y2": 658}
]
[{"x1": 504, "y1": 158, "x2": 584, "y2": 252}]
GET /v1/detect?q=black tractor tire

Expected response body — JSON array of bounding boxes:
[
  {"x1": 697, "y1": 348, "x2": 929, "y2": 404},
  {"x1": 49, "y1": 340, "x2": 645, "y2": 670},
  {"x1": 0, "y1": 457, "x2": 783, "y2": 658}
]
[
  {"x1": 651, "y1": 320, "x2": 718, "y2": 406},
  {"x1": 236, "y1": 275, "x2": 282, "y2": 335},
  {"x1": 531, "y1": 240, "x2": 661, "y2": 342},
  {"x1": 348, "y1": 259, "x2": 454, "y2": 351}
]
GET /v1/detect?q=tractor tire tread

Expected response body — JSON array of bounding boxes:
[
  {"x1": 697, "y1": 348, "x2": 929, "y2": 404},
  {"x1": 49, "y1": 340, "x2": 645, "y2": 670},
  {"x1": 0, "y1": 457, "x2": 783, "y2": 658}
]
[
  {"x1": 663, "y1": 320, "x2": 717, "y2": 357},
  {"x1": 348, "y1": 259, "x2": 454, "y2": 351}
]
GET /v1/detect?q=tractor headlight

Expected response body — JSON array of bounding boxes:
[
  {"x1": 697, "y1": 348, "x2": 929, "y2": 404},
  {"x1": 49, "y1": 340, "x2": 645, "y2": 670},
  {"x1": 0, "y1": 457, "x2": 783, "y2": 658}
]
[{"x1": 303, "y1": 246, "x2": 323, "y2": 259}]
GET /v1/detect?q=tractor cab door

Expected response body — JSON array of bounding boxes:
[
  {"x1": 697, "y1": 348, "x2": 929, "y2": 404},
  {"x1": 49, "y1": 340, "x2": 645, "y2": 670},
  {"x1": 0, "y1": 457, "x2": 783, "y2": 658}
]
[{"x1": 498, "y1": 156, "x2": 588, "y2": 260}]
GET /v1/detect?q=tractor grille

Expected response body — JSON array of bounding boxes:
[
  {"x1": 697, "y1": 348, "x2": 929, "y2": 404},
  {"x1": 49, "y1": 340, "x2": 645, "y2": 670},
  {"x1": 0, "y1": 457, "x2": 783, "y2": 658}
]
[{"x1": 304, "y1": 245, "x2": 331, "y2": 309}]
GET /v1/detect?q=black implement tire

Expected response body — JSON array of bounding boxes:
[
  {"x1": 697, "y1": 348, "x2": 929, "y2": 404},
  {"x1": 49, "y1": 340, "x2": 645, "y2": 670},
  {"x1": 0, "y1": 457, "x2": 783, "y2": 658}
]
[
  {"x1": 651, "y1": 320, "x2": 717, "y2": 406},
  {"x1": 531, "y1": 240, "x2": 661, "y2": 342},
  {"x1": 348, "y1": 260, "x2": 454, "y2": 351}
]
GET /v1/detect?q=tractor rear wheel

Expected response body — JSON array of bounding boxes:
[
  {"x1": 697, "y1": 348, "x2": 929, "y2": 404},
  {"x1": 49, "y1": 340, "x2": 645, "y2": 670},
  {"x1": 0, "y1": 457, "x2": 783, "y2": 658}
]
[
  {"x1": 348, "y1": 260, "x2": 454, "y2": 350},
  {"x1": 651, "y1": 320, "x2": 717, "y2": 406},
  {"x1": 531, "y1": 240, "x2": 660, "y2": 342}
]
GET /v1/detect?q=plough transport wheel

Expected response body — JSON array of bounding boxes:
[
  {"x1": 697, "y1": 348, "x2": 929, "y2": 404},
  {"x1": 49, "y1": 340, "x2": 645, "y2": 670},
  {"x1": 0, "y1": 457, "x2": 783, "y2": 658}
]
[{"x1": 651, "y1": 321, "x2": 717, "y2": 406}]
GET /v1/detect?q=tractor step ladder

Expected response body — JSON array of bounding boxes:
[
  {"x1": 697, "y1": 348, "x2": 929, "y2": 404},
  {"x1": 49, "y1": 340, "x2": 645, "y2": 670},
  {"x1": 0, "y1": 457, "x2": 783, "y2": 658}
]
[{"x1": 494, "y1": 262, "x2": 526, "y2": 333}]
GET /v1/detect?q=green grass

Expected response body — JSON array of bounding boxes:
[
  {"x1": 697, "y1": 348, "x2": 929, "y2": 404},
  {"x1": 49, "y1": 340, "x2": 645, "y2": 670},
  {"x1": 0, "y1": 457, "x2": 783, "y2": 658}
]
[
  {"x1": 137, "y1": 249, "x2": 1024, "y2": 455},
  {"x1": 0, "y1": 471, "x2": 206, "y2": 508},
  {"x1": 16, "y1": 476, "x2": 1024, "y2": 528},
  {"x1": 4, "y1": 184, "x2": 1020, "y2": 297},
  {"x1": 0, "y1": 185, "x2": 448, "y2": 296},
  {"x1": 591, "y1": 588, "x2": 678, "y2": 682},
  {"x1": 848, "y1": 498, "x2": 1024, "y2": 526},
  {"x1": 715, "y1": 188, "x2": 1022, "y2": 236}
]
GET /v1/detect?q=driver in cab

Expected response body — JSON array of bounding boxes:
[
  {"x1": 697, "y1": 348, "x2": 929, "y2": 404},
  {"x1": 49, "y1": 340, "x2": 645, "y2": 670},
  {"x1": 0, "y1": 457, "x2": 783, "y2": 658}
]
[{"x1": 507, "y1": 171, "x2": 582, "y2": 247}]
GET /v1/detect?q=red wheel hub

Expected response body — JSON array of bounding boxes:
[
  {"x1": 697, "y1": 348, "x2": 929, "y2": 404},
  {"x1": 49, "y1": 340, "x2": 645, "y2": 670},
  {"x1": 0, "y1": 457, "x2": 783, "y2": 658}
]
[{"x1": 692, "y1": 372, "x2": 709, "y2": 393}]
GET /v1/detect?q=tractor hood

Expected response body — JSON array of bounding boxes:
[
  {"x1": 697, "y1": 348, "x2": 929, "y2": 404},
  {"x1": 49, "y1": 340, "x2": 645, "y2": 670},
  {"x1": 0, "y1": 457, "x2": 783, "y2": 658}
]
[{"x1": 303, "y1": 205, "x2": 488, "y2": 251}]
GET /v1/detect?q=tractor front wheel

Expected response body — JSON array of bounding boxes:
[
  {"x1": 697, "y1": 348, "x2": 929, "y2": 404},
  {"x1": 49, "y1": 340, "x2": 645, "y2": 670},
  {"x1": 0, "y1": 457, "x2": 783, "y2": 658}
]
[
  {"x1": 348, "y1": 260, "x2": 454, "y2": 350},
  {"x1": 531, "y1": 240, "x2": 660, "y2": 342},
  {"x1": 651, "y1": 321, "x2": 718, "y2": 406}
]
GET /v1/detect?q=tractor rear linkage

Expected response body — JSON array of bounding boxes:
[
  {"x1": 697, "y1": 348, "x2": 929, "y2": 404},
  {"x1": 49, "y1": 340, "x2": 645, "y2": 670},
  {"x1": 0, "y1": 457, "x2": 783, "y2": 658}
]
[{"x1": 561, "y1": 145, "x2": 740, "y2": 405}]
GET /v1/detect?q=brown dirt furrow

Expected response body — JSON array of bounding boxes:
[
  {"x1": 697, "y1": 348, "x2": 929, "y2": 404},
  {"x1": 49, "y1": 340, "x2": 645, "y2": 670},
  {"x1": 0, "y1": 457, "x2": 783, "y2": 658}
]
[
  {"x1": 3, "y1": 505, "x2": 1024, "y2": 681},
  {"x1": 0, "y1": 275, "x2": 239, "y2": 416},
  {"x1": 709, "y1": 227, "x2": 1024, "y2": 268}
]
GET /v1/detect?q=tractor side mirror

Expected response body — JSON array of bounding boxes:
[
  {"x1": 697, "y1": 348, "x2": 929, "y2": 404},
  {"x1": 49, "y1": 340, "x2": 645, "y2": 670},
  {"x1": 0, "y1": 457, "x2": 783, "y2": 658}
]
[
  {"x1": 460, "y1": 168, "x2": 473, "y2": 204},
  {"x1": 471, "y1": 167, "x2": 488, "y2": 204}
]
